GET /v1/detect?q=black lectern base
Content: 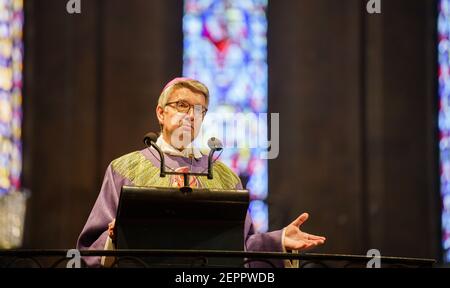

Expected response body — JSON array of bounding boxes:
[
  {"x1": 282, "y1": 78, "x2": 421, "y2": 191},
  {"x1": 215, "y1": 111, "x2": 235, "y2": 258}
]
[{"x1": 115, "y1": 185, "x2": 250, "y2": 268}]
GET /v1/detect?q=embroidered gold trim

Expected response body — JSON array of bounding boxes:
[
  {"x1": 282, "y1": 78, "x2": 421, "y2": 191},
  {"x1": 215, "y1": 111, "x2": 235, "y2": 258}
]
[
  {"x1": 111, "y1": 152, "x2": 241, "y2": 189},
  {"x1": 198, "y1": 161, "x2": 241, "y2": 189},
  {"x1": 111, "y1": 151, "x2": 170, "y2": 187}
]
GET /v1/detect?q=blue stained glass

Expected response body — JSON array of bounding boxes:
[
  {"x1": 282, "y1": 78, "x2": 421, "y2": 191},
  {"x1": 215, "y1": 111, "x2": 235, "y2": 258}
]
[
  {"x1": 439, "y1": 0, "x2": 450, "y2": 263},
  {"x1": 0, "y1": 0, "x2": 23, "y2": 195}
]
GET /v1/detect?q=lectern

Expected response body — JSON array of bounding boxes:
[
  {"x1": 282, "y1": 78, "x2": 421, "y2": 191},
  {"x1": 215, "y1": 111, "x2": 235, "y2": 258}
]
[{"x1": 115, "y1": 185, "x2": 249, "y2": 267}]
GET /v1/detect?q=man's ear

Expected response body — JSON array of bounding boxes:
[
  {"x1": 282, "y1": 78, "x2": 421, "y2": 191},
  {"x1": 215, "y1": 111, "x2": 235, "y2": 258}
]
[{"x1": 156, "y1": 105, "x2": 165, "y2": 125}]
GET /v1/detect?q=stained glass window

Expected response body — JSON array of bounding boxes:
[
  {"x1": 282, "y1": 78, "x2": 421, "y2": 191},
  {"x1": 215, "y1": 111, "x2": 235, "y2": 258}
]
[
  {"x1": 183, "y1": 0, "x2": 269, "y2": 232},
  {"x1": 439, "y1": 0, "x2": 450, "y2": 263},
  {"x1": 0, "y1": 0, "x2": 23, "y2": 195}
]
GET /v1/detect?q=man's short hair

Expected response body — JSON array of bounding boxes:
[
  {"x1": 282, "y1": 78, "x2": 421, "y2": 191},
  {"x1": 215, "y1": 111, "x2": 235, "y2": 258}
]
[{"x1": 158, "y1": 78, "x2": 210, "y2": 108}]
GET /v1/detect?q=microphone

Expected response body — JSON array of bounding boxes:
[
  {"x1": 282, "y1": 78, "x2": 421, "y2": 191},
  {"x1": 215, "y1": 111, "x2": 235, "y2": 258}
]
[
  {"x1": 143, "y1": 132, "x2": 159, "y2": 146},
  {"x1": 143, "y1": 132, "x2": 166, "y2": 177},
  {"x1": 142, "y1": 132, "x2": 223, "y2": 186},
  {"x1": 207, "y1": 137, "x2": 223, "y2": 151},
  {"x1": 207, "y1": 137, "x2": 223, "y2": 179}
]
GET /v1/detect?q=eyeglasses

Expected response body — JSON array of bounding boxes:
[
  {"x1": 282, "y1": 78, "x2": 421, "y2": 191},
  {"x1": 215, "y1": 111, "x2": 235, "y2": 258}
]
[{"x1": 166, "y1": 100, "x2": 208, "y2": 117}]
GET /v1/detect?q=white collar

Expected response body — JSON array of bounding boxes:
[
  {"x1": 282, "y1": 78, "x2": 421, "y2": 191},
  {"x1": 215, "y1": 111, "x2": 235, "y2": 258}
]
[{"x1": 156, "y1": 135, "x2": 203, "y2": 159}]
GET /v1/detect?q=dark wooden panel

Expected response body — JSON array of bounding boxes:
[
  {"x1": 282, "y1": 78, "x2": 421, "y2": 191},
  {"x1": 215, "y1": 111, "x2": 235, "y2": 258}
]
[
  {"x1": 23, "y1": 0, "x2": 99, "y2": 248},
  {"x1": 268, "y1": 0, "x2": 365, "y2": 254},
  {"x1": 269, "y1": 0, "x2": 439, "y2": 260},
  {"x1": 365, "y1": 0, "x2": 439, "y2": 259}
]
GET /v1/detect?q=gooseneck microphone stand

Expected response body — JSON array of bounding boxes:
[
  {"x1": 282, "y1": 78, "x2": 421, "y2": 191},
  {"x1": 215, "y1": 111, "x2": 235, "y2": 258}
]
[{"x1": 143, "y1": 132, "x2": 223, "y2": 193}]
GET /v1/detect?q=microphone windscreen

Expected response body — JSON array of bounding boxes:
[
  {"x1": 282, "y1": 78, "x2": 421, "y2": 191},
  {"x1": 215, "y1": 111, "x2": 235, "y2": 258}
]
[
  {"x1": 143, "y1": 132, "x2": 159, "y2": 145},
  {"x1": 207, "y1": 137, "x2": 223, "y2": 151}
]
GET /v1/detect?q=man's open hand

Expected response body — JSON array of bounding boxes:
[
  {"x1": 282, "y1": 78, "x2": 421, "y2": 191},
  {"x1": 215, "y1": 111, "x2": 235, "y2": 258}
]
[{"x1": 283, "y1": 213, "x2": 326, "y2": 251}]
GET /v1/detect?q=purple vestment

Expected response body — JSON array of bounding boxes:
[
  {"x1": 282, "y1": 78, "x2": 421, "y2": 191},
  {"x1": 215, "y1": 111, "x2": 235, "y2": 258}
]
[{"x1": 77, "y1": 148, "x2": 284, "y2": 267}]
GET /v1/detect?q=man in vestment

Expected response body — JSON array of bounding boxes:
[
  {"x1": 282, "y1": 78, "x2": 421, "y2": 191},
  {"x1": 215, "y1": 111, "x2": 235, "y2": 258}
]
[{"x1": 77, "y1": 78, "x2": 326, "y2": 267}]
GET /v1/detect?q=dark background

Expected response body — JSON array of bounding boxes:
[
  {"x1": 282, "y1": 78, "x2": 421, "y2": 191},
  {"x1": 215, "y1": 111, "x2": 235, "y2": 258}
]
[{"x1": 22, "y1": 0, "x2": 441, "y2": 262}]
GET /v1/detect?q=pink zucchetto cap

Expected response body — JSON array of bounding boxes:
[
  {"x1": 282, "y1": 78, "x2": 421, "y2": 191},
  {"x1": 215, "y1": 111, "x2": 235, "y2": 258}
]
[{"x1": 162, "y1": 77, "x2": 195, "y2": 92}]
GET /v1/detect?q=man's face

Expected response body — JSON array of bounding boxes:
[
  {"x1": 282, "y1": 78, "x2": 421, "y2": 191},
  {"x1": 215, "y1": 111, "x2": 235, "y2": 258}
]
[{"x1": 156, "y1": 87, "x2": 207, "y2": 149}]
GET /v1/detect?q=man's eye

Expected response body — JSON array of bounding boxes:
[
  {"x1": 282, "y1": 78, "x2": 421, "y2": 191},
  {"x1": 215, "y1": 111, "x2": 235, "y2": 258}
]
[{"x1": 178, "y1": 101, "x2": 189, "y2": 108}]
